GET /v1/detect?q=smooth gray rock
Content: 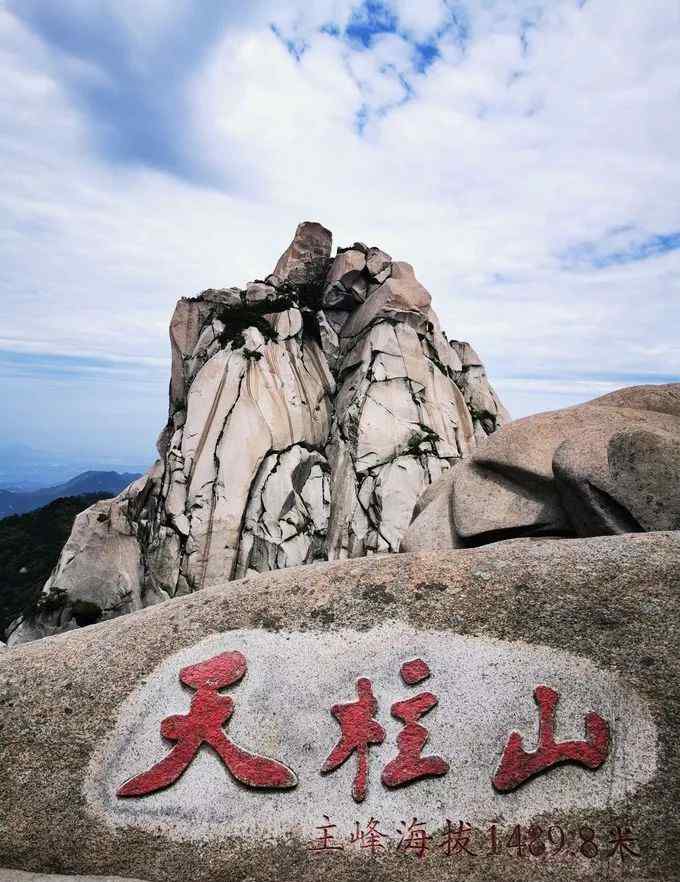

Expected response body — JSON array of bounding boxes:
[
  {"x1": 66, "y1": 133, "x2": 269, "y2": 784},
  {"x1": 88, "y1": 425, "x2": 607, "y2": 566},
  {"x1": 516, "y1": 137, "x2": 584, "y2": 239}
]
[{"x1": 402, "y1": 383, "x2": 680, "y2": 553}]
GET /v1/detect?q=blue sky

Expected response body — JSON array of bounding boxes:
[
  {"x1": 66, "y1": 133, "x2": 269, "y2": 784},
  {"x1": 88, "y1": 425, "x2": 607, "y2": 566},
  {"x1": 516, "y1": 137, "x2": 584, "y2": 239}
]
[{"x1": 1, "y1": 0, "x2": 679, "y2": 470}]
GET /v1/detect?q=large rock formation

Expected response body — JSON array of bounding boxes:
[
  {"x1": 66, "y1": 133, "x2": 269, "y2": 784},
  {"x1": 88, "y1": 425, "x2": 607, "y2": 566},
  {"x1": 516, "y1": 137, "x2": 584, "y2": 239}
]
[
  {"x1": 402, "y1": 383, "x2": 680, "y2": 553},
  {"x1": 8, "y1": 223, "x2": 507, "y2": 645}
]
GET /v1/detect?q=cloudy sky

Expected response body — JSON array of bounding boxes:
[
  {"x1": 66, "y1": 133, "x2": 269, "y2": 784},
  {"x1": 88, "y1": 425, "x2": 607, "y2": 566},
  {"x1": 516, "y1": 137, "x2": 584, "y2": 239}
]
[{"x1": 1, "y1": 0, "x2": 679, "y2": 469}]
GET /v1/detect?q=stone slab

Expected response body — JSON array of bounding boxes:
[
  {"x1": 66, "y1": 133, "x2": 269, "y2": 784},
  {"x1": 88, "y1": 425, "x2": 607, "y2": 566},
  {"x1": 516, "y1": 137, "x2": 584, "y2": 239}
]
[
  {"x1": 0, "y1": 872, "x2": 148, "y2": 882},
  {"x1": 1, "y1": 533, "x2": 680, "y2": 882},
  {"x1": 90, "y1": 627, "x2": 655, "y2": 839}
]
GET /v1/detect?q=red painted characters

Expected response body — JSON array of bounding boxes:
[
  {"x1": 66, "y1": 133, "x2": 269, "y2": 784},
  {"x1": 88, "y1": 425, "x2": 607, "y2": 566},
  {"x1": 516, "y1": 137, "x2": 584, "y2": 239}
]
[
  {"x1": 492, "y1": 685, "x2": 610, "y2": 792},
  {"x1": 382, "y1": 659, "x2": 450, "y2": 788},
  {"x1": 117, "y1": 650, "x2": 297, "y2": 797},
  {"x1": 322, "y1": 658, "x2": 449, "y2": 800},
  {"x1": 116, "y1": 647, "x2": 611, "y2": 803},
  {"x1": 321, "y1": 677, "x2": 386, "y2": 802}
]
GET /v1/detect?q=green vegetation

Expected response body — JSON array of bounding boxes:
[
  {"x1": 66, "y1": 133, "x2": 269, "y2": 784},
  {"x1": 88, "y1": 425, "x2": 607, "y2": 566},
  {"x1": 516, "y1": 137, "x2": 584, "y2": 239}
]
[
  {"x1": 213, "y1": 276, "x2": 327, "y2": 352},
  {"x1": 406, "y1": 424, "x2": 441, "y2": 453},
  {"x1": 467, "y1": 403, "x2": 489, "y2": 423},
  {"x1": 280, "y1": 277, "x2": 325, "y2": 312},
  {"x1": 0, "y1": 493, "x2": 107, "y2": 639},
  {"x1": 214, "y1": 297, "x2": 287, "y2": 351}
]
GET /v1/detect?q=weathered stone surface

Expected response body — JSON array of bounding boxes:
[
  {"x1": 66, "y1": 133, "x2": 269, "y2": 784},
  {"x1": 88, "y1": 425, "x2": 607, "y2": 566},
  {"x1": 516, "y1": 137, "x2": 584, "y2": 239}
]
[
  {"x1": 200, "y1": 287, "x2": 241, "y2": 307},
  {"x1": 402, "y1": 383, "x2": 680, "y2": 553},
  {"x1": 450, "y1": 340, "x2": 482, "y2": 367},
  {"x1": 325, "y1": 248, "x2": 366, "y2": 288},
  {"x1": 365, "y1": 246, "x2": 391, "y2": 277},
  {"x1": 402, "y1": 467, "x2": 458, "y2": 552},
  {"x1": 234, "y1": 445, "x2": 330, "y2": 578},
  {"x1": 244, "y1": 281, "x2": 275, "y2": 303},
  {"x1": 449, "y1": 339, "x2": 510, "y2": 439},
  {"x1": 6, "y1": 480, "x2": 159, "y2": 645},
  {"x1": 325, "y1": 311, "x2": 479, "y2": 557},
  {"x1": 267, "y1": 307, "x2": 303, "y2": 340},
  {"x1": 168, "y1": 298, "x2": 214, "y2": 412},
  {"x1": 315, "y1": 310, "x2": 340, "y2": 370},
  {"x1": 11, "y1": 223, "x2": 507, "y2": 644},
  {"x1": 1, "y1": 533, "x2": 679, "y2": 881},
  {"x1": 0, "y1": 873, "x2": 148, "y2": 882},
  {"x1": 341, "y1": 262, "x2": 432, "y2": 339},
  {"x1": 273, "y1": 221, "x2": 332, "y2": 284}
]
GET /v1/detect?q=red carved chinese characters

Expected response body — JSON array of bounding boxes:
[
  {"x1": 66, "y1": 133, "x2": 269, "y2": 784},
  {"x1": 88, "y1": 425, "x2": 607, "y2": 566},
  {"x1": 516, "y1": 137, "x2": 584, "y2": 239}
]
[
  {"x1": 350, "y1": 817, "x2": 390, "y2": 854},
  {"x1": 397, "y1": 817, "x2": 431, "y2": 859},
  {"x1": 400, "y1": 658, "x2": 431, "y2": 685},
  {"x1": 321, "y1": 677, "x2": 386, "y2": 802},
  {"x1": 117, "y1": 651, "x2": 297, "y2": 797},
  {"x1": 439, "y1": 820, "x2": 477, "y2": 857},
  {"x1": 492, "y1": 685, "x2": 609, "y2": 792},
  {"x1": 308, "y1": 815, "x2": 343, "y2": 854},
  {"x1": 118, "y1": 648, "x2": 613, "y2": 805},
  {"x1": 607, "y1": 827, "x2": 640, "y2": 860},
  {"x1": 381, "y1": 659, "x2": 450, "y2": 788}
]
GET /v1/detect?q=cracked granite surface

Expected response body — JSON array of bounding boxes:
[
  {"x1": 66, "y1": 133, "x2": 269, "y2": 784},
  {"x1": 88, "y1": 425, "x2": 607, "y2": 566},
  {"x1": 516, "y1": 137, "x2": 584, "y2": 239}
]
[{"x1": 9, "y1": 223, "x2": 508, "y2": 644}]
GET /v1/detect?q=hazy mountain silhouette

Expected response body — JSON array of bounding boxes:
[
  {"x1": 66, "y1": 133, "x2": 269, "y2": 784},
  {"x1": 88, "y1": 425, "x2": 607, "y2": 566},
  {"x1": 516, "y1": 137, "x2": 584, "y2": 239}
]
[{"x1": 0, "y1": 471, "x2": 139, "y2": 519}]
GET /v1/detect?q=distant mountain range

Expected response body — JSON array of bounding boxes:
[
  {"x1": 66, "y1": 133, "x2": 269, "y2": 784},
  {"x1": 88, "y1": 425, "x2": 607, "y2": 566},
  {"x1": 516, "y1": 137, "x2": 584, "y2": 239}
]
[
  {"x1": 0, "y1": 471, "x2": 140, "y2": 519},
  {"x1": 0, "y1": 441, "x2": 147, "y2": 490}
]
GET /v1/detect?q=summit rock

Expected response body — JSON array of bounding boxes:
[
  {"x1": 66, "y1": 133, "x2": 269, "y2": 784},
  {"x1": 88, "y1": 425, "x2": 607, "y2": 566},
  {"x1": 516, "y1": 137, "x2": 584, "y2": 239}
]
[{"x1": 9, "y1": 223, "x2": 508, "y2": 645}]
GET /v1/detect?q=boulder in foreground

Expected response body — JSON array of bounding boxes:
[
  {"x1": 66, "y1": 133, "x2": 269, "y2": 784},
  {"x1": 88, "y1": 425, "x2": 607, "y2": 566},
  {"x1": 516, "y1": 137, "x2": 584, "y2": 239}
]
[
  {"x1": 403, "y1": 383, "x2": 680, "y2": 553},
  {"x1": 1, "y1": 532, "x2": 679, "y2": 881}
]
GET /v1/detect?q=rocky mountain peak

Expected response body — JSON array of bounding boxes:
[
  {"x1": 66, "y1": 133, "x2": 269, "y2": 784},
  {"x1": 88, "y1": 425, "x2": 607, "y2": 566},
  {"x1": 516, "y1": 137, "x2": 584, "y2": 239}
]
[
  {"x1": 271, "y1": 220, "x2": 332, "y2": 284},
  {"x1": 8, "y1": 223, "x2": 509, "y2": 645}
]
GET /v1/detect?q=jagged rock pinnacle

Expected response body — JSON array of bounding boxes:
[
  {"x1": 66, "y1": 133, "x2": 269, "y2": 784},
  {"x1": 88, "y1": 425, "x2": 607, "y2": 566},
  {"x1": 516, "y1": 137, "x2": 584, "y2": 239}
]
[
  {"x1": 271, "y1": 221, "x2": 332, "y2": 284},
  {"x1": 8, "y1": 223, "x2": 509, "y2": 645}
]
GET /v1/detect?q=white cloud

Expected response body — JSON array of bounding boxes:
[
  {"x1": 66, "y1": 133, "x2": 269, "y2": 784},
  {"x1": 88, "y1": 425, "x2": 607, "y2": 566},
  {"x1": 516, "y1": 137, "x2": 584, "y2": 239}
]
[
  {"x1": 390, "y1": 0, "x2": 448, "y2": 42},
  {"x1": 0, "y1": 0, "x2": 679, "y2": 461}
]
